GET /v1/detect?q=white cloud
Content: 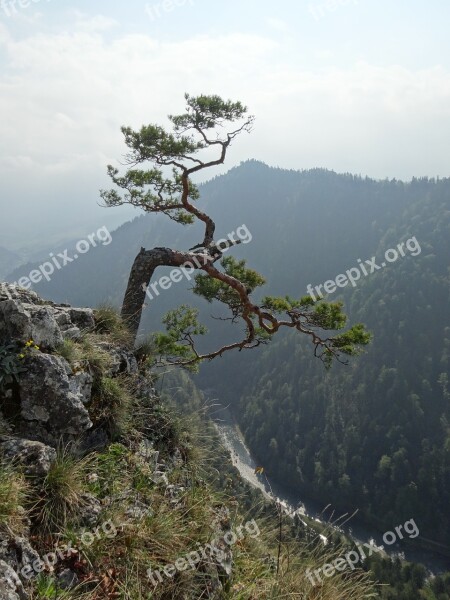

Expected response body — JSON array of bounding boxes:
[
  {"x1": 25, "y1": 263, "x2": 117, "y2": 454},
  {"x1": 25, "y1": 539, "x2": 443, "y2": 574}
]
[
  {"x1": 265, "y1": 17, "x2": 290, "y2": 32},
  {"x1": 70, "y1": 11, "x2": 118, "y2": 32},
  {"x1": 1, "y1": 13, "x2": 450, "y2": 249}
]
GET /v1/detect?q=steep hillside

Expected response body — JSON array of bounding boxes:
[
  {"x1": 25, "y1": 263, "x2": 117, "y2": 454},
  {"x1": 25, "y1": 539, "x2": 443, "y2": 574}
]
[
  {"x1": 5, "y1": 160, "x2": 450, "y2": 547},
  {"x1": 232, "y1": 179, "x2": 450, "y2": 546},
  {"x1": 0, "y1": 283, "x2": 381, "y2": 599}
]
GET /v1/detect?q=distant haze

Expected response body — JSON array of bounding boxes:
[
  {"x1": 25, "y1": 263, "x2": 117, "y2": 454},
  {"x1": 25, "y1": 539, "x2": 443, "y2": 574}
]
[{"x1": 1, "y1": 0, "x2": 450, "y2": 251}]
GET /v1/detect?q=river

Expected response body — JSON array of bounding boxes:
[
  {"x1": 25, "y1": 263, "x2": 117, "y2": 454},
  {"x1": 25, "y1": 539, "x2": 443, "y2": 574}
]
[{"x1": 213, "y1": 405, "x2": 450, "y2": 575}]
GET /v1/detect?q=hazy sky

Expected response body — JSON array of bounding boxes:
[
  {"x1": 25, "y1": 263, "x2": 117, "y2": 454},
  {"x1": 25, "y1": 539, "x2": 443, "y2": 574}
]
[{"x1": 1, "y1": 0, "x2": 450, "y2": 250}]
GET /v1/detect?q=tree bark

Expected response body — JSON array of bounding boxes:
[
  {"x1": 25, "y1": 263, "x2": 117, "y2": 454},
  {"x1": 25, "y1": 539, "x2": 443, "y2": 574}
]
[{"x1": 121, "y1": 246, "x2": 210, "y2": 341}]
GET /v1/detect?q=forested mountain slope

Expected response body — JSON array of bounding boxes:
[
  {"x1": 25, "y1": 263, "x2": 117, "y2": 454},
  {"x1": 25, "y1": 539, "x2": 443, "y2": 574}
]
[
  {"x1": 6, "y1": 160, "x2": 450, "y2": 545},
  {"x1": 232, "y1": 187, "x2": 450, "y2": 544}
]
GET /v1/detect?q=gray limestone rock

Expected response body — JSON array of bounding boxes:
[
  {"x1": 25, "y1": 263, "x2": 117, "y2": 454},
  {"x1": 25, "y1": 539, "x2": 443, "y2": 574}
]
[
  {"x1": 56, "y1": 568, "x2": 78, "y2": 590},
  {"x1": 76, "y1": 494, "x2": 102, "y2": 527},
  {"x1": 0, "y1": 300, "x2": 63, "y2": 351},
  {"x1": 53, "y1": 307, "x2": 95, "y2": 340},
  {"x1": 0, "y1": 438, "x2": 56, "y2": 477},
  {"x1": 0, "y1": 283, "x2": 95, "y2": 349},
  {"x1": 18, "y1": 353, "x2": 92, "y2": 443},
  {"x1": 0, "y1": 560, "x2": 28, "y2": 600},
  {"x1": 95, "y1": 342, "x2": 138, "y2": 376},
  {"x1": 0, "y1": 533, "x2": 40, "y2": 587}
]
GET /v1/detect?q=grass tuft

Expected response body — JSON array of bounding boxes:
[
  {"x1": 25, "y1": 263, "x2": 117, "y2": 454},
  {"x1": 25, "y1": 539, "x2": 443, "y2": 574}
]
[
  {"x1": 34, "y1": 446, "x2": 91, "y2": 532},
  {"x1": 93, "y1": 305, "x2": 133, "y2": 347},
  {"x1": 0, "y1": 462, "x2": 29, "y2": 533},
  {"x1": 89, "y1": 376, "x2": 135, "y2": 440},
  {"x1": 54, "y1": 339, "x2": 81, "y2": 365}
]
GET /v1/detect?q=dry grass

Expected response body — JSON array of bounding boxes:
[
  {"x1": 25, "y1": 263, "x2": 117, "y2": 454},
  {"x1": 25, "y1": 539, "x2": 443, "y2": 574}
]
[
  {"x1": 33, "y1": 446, "x2": 93, "y2": 532},
  {"x1": 0, "y1": 462, "x2": 29, "y2": 534},
  {"x1": 93, "y1": 305, "x2": 133, "y2": 347}
]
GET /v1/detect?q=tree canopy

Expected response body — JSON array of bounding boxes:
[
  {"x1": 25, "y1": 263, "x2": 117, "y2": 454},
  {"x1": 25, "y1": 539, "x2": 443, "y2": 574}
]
[{"x1": 101, "y1": 93, "x2": 371, "y2": 368}]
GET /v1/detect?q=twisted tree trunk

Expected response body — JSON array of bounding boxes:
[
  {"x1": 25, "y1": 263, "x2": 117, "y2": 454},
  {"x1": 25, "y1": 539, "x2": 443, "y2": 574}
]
[{"x1": 121, "y1": 247, "x2": 210, "y2": 341}]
